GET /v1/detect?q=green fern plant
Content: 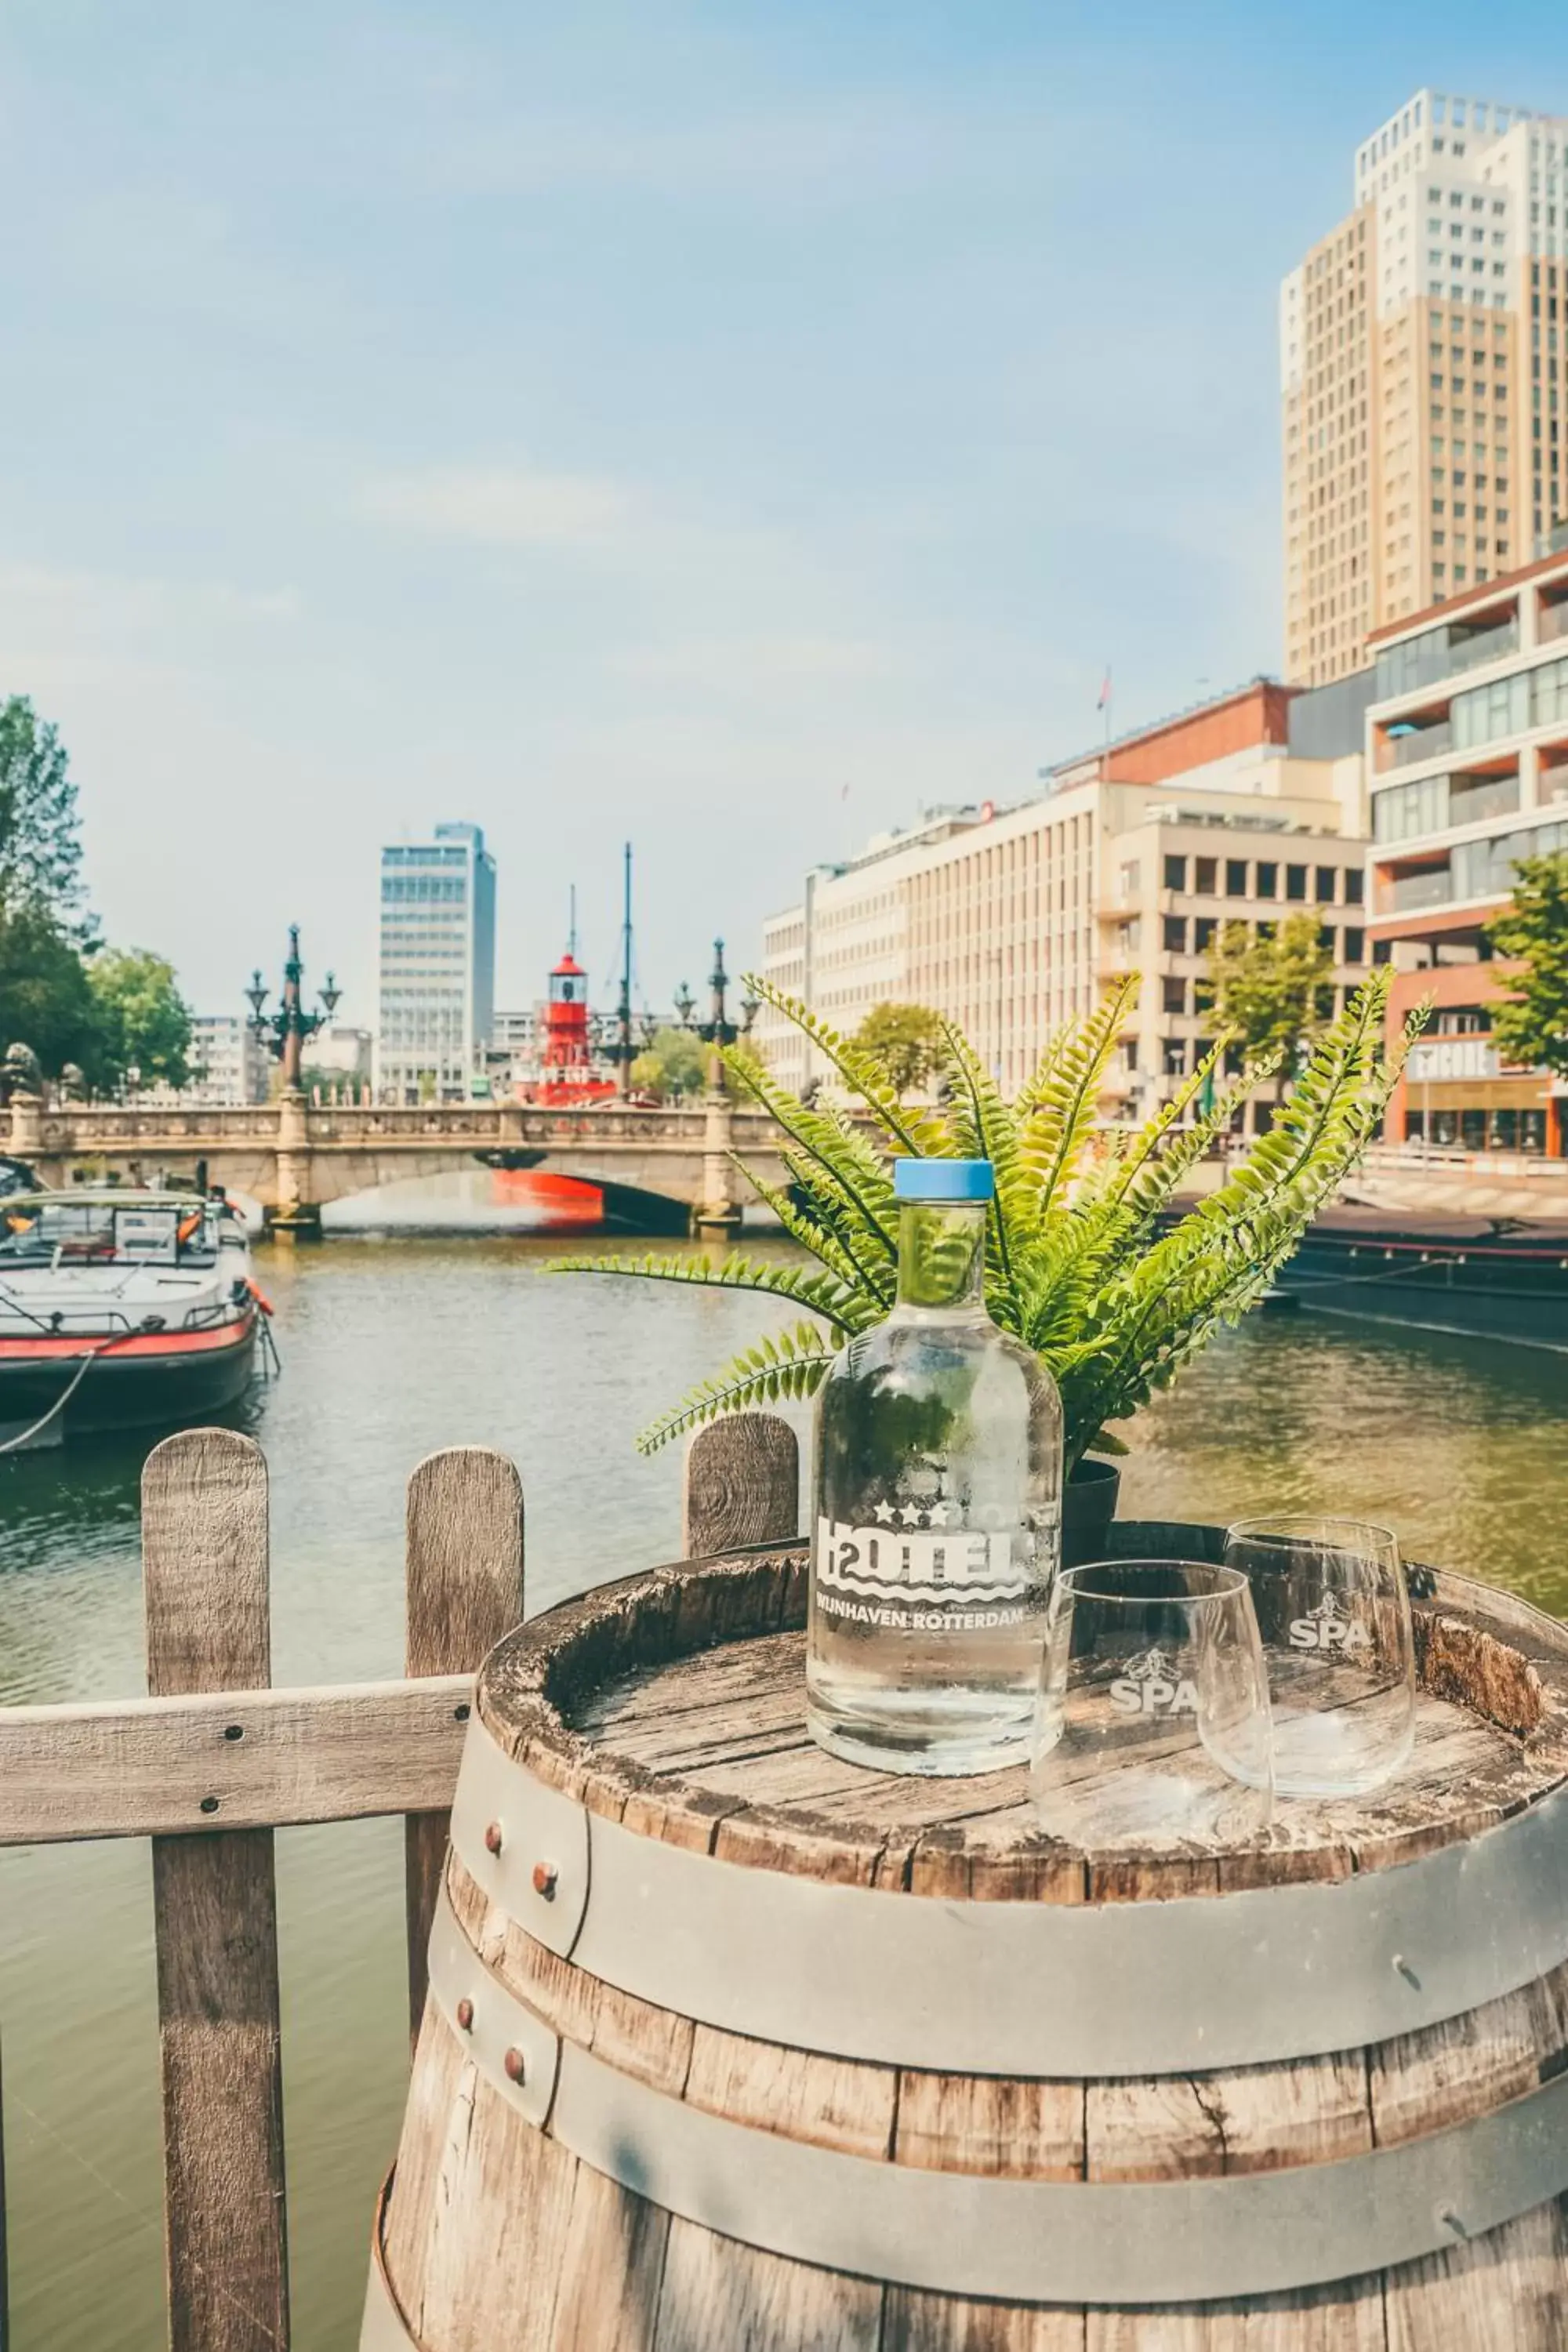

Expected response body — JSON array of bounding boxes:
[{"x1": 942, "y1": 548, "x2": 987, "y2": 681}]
[{"x1": 551, "y1": 970, "x2": 1422, "y2": 1461}]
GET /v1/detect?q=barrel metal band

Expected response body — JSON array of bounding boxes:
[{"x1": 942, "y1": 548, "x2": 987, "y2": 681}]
[
  {"x1": 448, "y1": 1709, "x2": 1568, "y2": 2077},
  {"x1": 425, "y1": 1877, "x2": 1568, "y2": 2306},
  {"x1": 359, "y1": 2171, "x2": 425, "y2": 2352}
]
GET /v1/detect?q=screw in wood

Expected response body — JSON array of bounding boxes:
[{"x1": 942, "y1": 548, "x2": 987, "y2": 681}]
[
  {"x1": 199, "y1": 1795, "x2": 220, "y2": 1814},
  {"x1": 484, "y1": 1820, "x2": 504, "y2": 1855},
  {"x1": 455, "y1": 1998, "x2": 474, "y2": 2032},
  {"x1": 503, "y1": 2046, "x2": 527, "y2": 2084},
  {"x1": 532, "y1": 1860, "x2": 558, "y2": 1900}
]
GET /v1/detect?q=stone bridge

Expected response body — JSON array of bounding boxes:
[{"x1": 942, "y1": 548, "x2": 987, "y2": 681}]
[{"x1": 3, "y1": 1095, "x2": 792, "y2": 1236}]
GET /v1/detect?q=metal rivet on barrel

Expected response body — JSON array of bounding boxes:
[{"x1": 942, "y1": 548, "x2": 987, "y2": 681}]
[
  {"x1": 503, "y1": 2046, "x2": 527, "y2": 2084},
  {"x1": 1442, "y1": 2209, "x2": 1468, "y2": 2239},
  {"x1": 532, "y1": 1860, "x2": 558, "y2": 1900},
  {"x1": 484, "y1": 1820, "x2": 504, "y2": 1855},
  {"x1": 1393, "y1": 1954, "x2": 1421, "y2": 1987},
  {"x1": 455, "y1": 1998, "x2": 474, "y2": 2032}
]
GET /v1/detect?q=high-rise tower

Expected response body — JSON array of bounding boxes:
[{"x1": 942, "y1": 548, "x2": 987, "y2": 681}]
[{"x1": 1283, "y1": 91, "x2": 1568, "y2": 685}]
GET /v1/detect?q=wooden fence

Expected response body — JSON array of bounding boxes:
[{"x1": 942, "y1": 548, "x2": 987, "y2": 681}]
[{"x1": 0, "y1": 1414, "x2": 801, "y2": 2352}]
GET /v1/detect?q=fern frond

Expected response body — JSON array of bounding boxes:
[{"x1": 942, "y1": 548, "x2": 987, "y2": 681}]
[
  {"x1": 1016, "y1": 974, "x2": 1141, "y2": 1221},
  {"x1": 732, "y1": 980, "x2": 952, "y2": 1156},
  {"x1": 544, "y1": 1249, "x2": 875, "y2": 1334},
  {"x1": 727, "y1": 1154, "x2": 891, "y2": 1305},
  {"x1": 937, "y1": 1017, "x2": 1025, "y2": 1320},
  {"x1": 634, "y1": 1321, "x2": 835, "y2": 1454}
]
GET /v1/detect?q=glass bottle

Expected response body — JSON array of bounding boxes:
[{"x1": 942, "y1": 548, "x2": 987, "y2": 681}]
[{"x1": 808, "y1": 1157, "x2": 1063, "y2": 1775}]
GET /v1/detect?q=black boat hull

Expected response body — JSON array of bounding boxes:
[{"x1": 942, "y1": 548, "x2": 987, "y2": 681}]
[
  {"x1": 0, "y1": 1313, "x2": 260, "y2": 1442},
  {"x1": 1276, "y1": 1230, "x2": 1568, "y2": 1353}
]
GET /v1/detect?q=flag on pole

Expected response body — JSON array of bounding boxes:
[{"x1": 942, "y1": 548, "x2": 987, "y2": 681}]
[{"x1": 1097, "y1": 667, "x2": 1112, "y2": 711}]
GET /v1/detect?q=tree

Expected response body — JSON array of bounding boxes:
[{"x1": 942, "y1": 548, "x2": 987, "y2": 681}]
[
  {"x1": 0, "y1": 899, "x2": 99, "y2": 1074},
  {"x1": 852, "y1": 1002, "x2": 946, "y2": 1098},
  {"x1": 633, "y1": 1026, "x2": 708, "y2": 1101},
  {"x1": 86, "y1": 949, "x2": 193, "y2": 1091},
  {"x1": 0, "y1": 695, "x2": 91, "y2": 935},
  {"x1": 1485, "y1": 851, "x2": 1568, "y2": 1079},
  {"x1": 1201, "y1": 913, "x2": 1334, "y2": 1081}
]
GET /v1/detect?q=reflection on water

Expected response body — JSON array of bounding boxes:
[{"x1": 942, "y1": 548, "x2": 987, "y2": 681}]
[{"x1": 1, "y1": 1214, "x2": 1565, "y2": 2348}]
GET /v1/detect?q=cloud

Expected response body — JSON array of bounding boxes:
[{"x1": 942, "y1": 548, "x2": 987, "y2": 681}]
[{"x1": 358, "y1": 465, "x2": 632, "y2": 550}]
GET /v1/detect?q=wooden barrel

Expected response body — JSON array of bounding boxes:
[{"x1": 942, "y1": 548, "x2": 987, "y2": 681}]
[{"x1": 365, "y1": 1524, "x2": 1568, "y2": 2349}]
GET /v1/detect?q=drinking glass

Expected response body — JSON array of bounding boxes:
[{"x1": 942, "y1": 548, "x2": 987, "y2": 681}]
[
  {"x1": 1030, "y1": 1560, "x2": 1274, "y2": 1849},
  {"x1": 1222, "y1": 1515, "x2": 1414, "y2": 1799}
]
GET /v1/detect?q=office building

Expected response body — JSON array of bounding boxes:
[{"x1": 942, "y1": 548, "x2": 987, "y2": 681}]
[
  {"x1": 760, "y1": 681, "x2": 1370, "y2": 1131},
  {"x1": 1282, "y1": 89, "x2": 1568, "y2": 686},
  {"x1": 1366, "y1": 532, "x2": 1568, "y2": 1152},
  {"x1": 376, "y1": 822, "x2": 496, "y2": 1103},
  {"x1": 181, "y1": 1014, "x2": 269, "y2": 1105}
]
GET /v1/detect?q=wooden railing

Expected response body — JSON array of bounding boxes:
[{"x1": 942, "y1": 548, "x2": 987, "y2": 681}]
[{"x1": 0, "y1": 1414, "x2": 801, "y2": 2352}]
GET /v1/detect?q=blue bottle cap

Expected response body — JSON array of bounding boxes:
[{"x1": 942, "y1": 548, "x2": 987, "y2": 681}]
[{"x1": 893, "y1": 1158, "x2": 995, "y2": 1203}]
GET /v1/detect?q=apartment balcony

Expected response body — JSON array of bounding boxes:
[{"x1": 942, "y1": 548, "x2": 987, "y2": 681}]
[
  {"x1": 1378, "y1": 719, "x2": 1454, "y2": 774},
  {"x1": 1446, "y1": 617, "x2": 1521, "y2": 676},
  {"x1": 1377, "y1": 865, "x2": 1454, "y2": 916},
  {"x1": 1541, "y1": 600, "x2": 1568, "y2": 647}
]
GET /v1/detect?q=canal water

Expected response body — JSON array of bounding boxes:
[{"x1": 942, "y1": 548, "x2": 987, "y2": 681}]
[{"x1": 2, "y1": 1197, "x2": 1566, "y2": 2349}]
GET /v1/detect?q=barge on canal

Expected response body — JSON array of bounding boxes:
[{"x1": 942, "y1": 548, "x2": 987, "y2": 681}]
[
  {"x1": 0, "y1": 1189, "x2": 265, "y2": 1445},
  {"x1": 1275, "y1": 1210, "x2": 1568, "y2": 1352}
]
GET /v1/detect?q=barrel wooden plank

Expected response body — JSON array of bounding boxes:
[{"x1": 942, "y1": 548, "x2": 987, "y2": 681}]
[
  {"x1": 546, "y1": 2157, "x2": 671, "y2": 2352},
  {"x1": 652, "y1": 2217, "x2": 883, "y2": 2352},
  {"x1": 1383, "y1": 2205, "x2": 1568, "y2": 2351},
  {"x1": 682, "y1": 1414, "x2": 800, "y2": 1556},
  {"x1": 882, "y1": 2288, "x2": 1086, "y2": 2349},
  {"x1": 144, "y1": 1428, "x2": 288, "y2": 2352},
  {"x1": 404, "y1": 1446, "x2": 525, "y2": 2043}
]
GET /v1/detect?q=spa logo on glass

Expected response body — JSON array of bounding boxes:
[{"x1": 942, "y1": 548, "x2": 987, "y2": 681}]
[
  {"x1": 815, "y1": 1494, "x2": 1033, "y2": 1633},
  {"x1": 1288, "y1": 1589, "x2": 1372, "y2": 1653},
  {"x1": 1109, "y1": 1647, "x2": 1200, "y2": 1716}
]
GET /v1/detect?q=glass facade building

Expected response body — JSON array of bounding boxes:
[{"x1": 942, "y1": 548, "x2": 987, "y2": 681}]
[{"x1": 376, "y1": 822, "x2": 496, "y2": 1102}]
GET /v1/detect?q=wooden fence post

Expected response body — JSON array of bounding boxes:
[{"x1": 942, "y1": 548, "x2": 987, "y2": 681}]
[
  {"x1": 403, "y1": 1449, "x2": 525, "y2": 2045},
  {"x1": 1, "y1": 2027, "x2": 8, "y2": 2352},
  {"x1": 682, "y1": 1413, "x2": 800, "y2": 1556},
  {"x1": 144, "y1": 1429, "x2": 288, "y2": 2352}
]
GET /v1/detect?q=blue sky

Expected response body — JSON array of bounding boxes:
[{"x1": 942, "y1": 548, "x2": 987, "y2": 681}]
[{"x1": 2, "y1": 2, "x2": 1563, "y2": 1019}]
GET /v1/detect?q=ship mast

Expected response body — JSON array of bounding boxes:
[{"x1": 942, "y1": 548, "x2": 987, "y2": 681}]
[{"x1": 615, "y1": 841, "x2": 634, "y2": 1097}]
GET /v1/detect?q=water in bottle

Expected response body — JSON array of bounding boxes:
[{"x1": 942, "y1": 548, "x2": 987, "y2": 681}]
[{"x1": 808, "y1": 1157, "x2": 1063, "y2": 1774}]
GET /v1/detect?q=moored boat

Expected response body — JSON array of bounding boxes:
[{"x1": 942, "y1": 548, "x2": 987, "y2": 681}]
[
  {"x1": 0, "y1": 1190, "x2": 265, "y2": 1446},
  {"x1": 1274, "y1": 1211, "x2": 1568, "y2": 1352}
]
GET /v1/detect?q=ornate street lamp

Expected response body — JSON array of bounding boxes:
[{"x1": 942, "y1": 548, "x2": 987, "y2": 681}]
[
  {"x1": 246, "y1": 925, "x2": 342, "y2": 1091},
  {"x1": 673, "y1": 981, "x2": 695, "y2": 1029}
]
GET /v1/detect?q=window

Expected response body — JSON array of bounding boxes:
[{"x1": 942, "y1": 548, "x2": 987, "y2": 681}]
[
  {"x1": 1225, "y1": 858, "x2": 1249, "y2": 897},
  {"x1": 1162, "y1": 853, "x2": 1187, "y2": 891},
  {"x1": 1286, "y1": 864, "x2": 1308, "y2": 901},
  {"x1": 1255, "y1": 860, "x2": 1279, "y2": 898},
  {"x1": 1344, "y1": 927, "x2": 1366, "y2": 963},
  {"x1": 1162, "y1": 915, "x2": 1188, "y2": 953},
  {"x1": 1319, "y1": 925, "x2": 1337, "y2": 956},
  {"x1": 1453, "y1": 669, "x2": 1531, "y2": 747},
  {"x1": 1117, "y1": 859, "x2": 1142, "y2": 896},
  {"x1": 1316, "y1": 866, "x2": 1338, "y2": 902},
  {"x1": 1163, "y1": 1038, "x2": 1187, "y2": 1076},
  {"x1": 1162, "y1": 978, "x2": 1187, "y2": 1016},
  {"x1": 1195, "y1": 856, "x2": 1218, "y2": 895},
  {"x1": 1193, "y1": 915, "x2": 1217, "y2": 952}
]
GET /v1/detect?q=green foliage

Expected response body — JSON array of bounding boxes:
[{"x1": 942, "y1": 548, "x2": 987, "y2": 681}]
[
  {"x1": 0, "y1": 695, "x2": 92, "y2": 935},
  {"x1": 633, "y1": 1025, "x2": 708, "y2": 1100},
  {"x1": 1201, "y1": 910, "x2": 1334, "y2": 1077},
  {"x1": 554, "y1": 971, "x2": 1420, "y2": 1461},
  {"x1": 0, "y1": 899, "x2": 99, "y2": 1074},
  {"x1": 86, "y1": 948, "x2": 193, "y2": 1091},
  {"x1": 852, "y1": 1001, "x2": 947, "y2": 1097},
  {"x1": 1485, "y1": 850, "x2": 1568, "y2": 1080}
]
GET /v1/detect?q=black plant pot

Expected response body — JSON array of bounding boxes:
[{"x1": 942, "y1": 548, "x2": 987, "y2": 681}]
[{"x1": 1061, "y1": 1456, "x2": 1122, "y2": 1570}]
